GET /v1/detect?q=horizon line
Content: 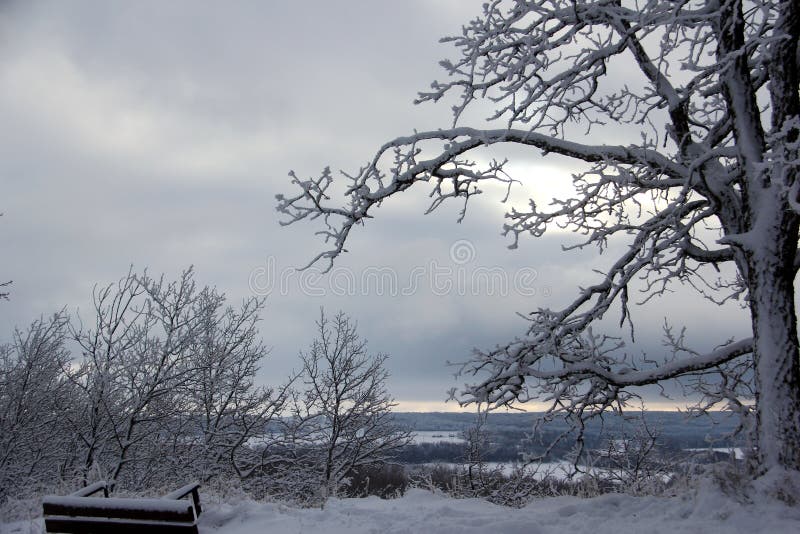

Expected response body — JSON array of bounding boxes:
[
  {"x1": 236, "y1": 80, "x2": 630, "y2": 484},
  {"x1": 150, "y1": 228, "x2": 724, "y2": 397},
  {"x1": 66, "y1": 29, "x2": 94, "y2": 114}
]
[{"x1": 393, "y1": 400, "x2": 697, "y2": 413}]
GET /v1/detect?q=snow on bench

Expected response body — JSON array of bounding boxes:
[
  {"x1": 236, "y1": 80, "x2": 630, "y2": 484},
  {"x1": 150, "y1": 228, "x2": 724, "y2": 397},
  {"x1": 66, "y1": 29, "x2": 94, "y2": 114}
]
[{"x1": 42, "y1": 481, "x2": 202, "y2": 534}]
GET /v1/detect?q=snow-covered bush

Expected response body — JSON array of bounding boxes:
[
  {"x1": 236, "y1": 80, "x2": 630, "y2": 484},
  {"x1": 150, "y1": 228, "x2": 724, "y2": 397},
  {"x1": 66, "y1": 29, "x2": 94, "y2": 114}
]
[
  {"x1": 0, "y1": 267, "x2": 293, "y2": 507},
  {"x1": 584, "y1": 418, "x2": 674, "y2": 496}
]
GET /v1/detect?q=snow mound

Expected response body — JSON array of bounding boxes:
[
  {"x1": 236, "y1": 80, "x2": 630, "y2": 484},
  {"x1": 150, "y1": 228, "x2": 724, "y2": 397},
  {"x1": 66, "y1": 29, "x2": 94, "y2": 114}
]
[{"x1": 197, "y1": 486, "x2": 800, "y2": 534}]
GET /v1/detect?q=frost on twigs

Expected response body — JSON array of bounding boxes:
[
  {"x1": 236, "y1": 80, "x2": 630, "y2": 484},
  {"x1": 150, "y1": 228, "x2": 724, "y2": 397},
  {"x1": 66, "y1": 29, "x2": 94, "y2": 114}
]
[
  {"x1": 279, "y1": 310, "x2": 413, "y2": 507},
  {"x1": 278, "y1": 134, "x2": 514, "y2": 272},
  {"x1": 0, "y1": 267, "x2": 294, "y2": 498},
  {"x1": 280, "y1": 0, "x2": 800, "y2": 473}
]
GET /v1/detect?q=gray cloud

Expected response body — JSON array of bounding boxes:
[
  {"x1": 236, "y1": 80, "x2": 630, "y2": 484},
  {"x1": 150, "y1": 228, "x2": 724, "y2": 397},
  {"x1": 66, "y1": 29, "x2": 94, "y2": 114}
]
[{"x1": 0, "y1": 0, "x2": 749, "y2": 410}]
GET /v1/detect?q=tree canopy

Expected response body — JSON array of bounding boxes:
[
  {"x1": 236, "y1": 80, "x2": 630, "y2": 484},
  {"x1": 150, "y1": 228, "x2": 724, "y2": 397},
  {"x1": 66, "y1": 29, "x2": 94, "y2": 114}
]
[{"x1": 279, "y1": 0, "x2": 800, "y2": 475}]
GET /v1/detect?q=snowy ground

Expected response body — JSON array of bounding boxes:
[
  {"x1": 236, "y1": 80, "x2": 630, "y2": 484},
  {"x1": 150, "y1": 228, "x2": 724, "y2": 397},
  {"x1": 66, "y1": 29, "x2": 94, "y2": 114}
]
[
  {"x1": 195, "y1": 486, "x2": 800, "y2": 534},
  {"x1": 4, "y1": 481, "x2": 798, "y2": 533}
]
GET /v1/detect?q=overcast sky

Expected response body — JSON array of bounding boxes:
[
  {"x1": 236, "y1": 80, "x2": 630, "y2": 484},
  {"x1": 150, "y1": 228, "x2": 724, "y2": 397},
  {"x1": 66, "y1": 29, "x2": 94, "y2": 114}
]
[{"x1": 0, "y1": 1, "x2": 750, "y2": 411}]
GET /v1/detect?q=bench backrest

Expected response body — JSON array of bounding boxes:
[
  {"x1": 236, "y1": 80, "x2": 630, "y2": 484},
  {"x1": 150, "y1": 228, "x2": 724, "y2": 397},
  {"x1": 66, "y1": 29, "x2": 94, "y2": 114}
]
[{"x1": 43, "y1": 482, "x2": 200, "y2": 534}]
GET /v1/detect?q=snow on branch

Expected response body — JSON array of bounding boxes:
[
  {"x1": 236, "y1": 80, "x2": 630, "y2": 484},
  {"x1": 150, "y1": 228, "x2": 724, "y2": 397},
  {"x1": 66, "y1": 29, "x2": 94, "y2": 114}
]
[{"x1": 279, "y1": 0, "x2": 800, "y2": 468}]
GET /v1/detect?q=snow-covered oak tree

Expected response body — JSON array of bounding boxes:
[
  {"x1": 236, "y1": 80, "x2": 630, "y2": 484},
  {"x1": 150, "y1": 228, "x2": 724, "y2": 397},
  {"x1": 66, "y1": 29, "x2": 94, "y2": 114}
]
[{"x1": 279, "y1": 0, "x2": 800, "y2": 475}]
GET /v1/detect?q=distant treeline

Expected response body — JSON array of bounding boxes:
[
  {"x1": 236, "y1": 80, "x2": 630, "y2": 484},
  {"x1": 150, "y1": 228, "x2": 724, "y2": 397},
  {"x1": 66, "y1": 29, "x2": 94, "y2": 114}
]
[{"x1": 390, "y1": 411, "x2": 742, "y2": 464}]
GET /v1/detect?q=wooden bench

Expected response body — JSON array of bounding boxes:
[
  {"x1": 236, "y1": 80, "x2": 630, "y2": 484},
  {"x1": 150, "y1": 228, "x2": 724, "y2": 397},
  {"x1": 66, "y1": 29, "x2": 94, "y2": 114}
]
[{"x1": 42, "y1": 481, "x2": 202, "y2": 533}]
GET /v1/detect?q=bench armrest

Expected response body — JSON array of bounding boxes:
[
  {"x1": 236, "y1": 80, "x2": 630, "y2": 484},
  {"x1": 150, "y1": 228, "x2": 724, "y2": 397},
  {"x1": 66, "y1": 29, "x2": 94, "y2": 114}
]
[
  {"x1": 162, "y1": 481, "x2": 202, "y2": 516},
  {"x1": 71, "y1": 481, "x2": 108, "y2": 498}
]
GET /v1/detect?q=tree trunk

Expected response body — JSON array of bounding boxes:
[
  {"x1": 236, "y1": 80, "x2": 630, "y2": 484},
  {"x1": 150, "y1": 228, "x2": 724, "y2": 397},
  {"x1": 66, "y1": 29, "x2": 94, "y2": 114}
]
[{"x1": 746, "y1": 211, "x2": 800, "y2": 472}]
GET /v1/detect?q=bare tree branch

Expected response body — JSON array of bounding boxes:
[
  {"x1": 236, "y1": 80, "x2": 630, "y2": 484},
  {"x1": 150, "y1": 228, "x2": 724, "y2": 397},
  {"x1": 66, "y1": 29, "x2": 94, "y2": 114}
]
[{"x1": 280, "y1": 0, "x2": 800, "y2": 474}]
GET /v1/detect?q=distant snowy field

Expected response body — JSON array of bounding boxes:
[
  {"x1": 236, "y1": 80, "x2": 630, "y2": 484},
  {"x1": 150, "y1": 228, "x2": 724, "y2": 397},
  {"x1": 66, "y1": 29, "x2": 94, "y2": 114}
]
[
  {"x1": 420, "y1": 460, "x2": 578, "y2": 479},
  {"x1": 410, "y1": 430, "x2": 465, "y2": 444}
]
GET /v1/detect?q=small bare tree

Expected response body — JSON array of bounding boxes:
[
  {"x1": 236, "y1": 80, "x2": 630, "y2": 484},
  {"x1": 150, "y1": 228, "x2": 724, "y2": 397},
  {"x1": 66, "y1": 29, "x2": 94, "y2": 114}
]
[
  {"x1": 0, "y1": 267, "x2": 296, "y2": 497},
  {"x1": 593, "y1": 417, "x2": 672, "y2": 496},
  {"x1": 293, "y1": 310, "x2": 412, "y2": 504},
  {"x1": 463, "y1": 409, "x2": 493, "y2": 494},
  {"x1": 183, "y1": 293, "x2": 294, "y2": 482},
  {"x1": 0, "y1": 313, "x2": 71, "y2": 500},
  {"x1": 279, "y1": 0, "x2": 800, "y2": 478},
  {"x1": 63, "y1": 267, "x2": 287, "y2": 490},
  {"x1": 65, "y1": 268, "x2": 206, "y2": 489}
]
